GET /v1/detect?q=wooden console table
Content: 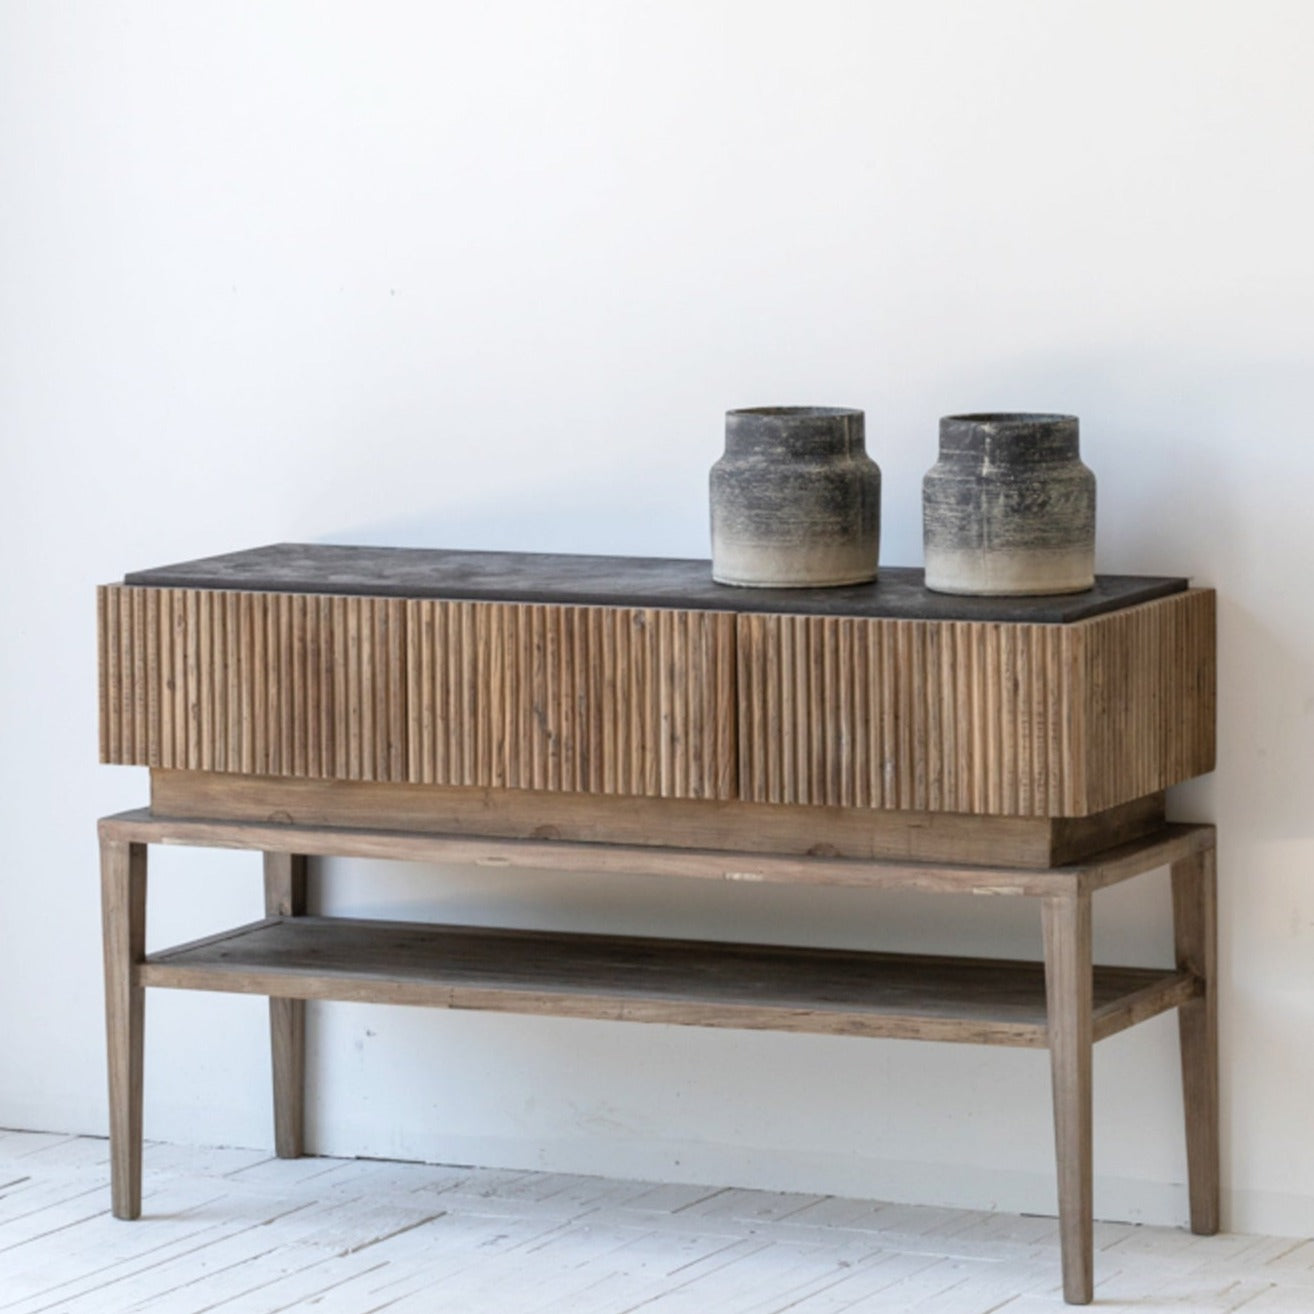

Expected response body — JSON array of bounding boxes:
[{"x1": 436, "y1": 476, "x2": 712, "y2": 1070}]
[{"x1": 97, "y1": 545, "x2": 1218, "y2": 1305}]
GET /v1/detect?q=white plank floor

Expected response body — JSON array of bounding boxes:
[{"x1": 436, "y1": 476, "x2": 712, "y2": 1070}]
[{"x1": 0, "y1": 1131, "x2": 1310, "y2": 1313}]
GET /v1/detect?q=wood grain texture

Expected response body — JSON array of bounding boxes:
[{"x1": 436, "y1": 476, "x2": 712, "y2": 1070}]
[
  {"x1": 1043, "y1": 892, "x2": 1094, "y2": 1304},
  {"x1": 1173, "y1": 840, "x2": 1220, "y2": 1236},
  {"x1": 1082, "y1": 588, "x2": 1216, "y2": 812},
  {"x1": 735, "y1": 590, "x2": 1215, "y2": 817},
  {"x1": 100, "y1": 836, "x2": 146, "y2": 1220},
  {"x1": 1090, "y1": 970, "x2": 1201, "y2": 1043},
  {"x1": 138, "y1": 915, "x2": 1189, "y2": 1049},
  {"x1": 404, "y1": 599, "x2": 736, "y2": 799},
  {"x1": 1081, "y1": 822, "x2": 1216, "y2": 894},
  {"x1": 149, "y1": 771, "x2": 1166, "y2": 870},
  {"x1": 264, "y1": 853, "x2": 308, "y2": 1160},
  {"x1": 99, "y1": 584, "x2": 1213, "y2": 815},
  {"x1": 96, "y1": 563, "x2": 1216, "y2": 1305},
  {"x1": 103, "y1": 808, "x2": 1213, "y2": 899},
  {"x1": 100, "y1": 586, "x2": 409, "y2": 783},
  {"x1": 99, "y1": 587, "x2": 736, "y2": 802}
]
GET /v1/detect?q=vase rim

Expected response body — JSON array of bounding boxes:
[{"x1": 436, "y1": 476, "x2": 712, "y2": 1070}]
[
  {"x1": 943, "y1": 412, "x2": 1077, "y2": 425},
  {"x1": 728, "y1": 406, "x2": 863, "y2": 419}
]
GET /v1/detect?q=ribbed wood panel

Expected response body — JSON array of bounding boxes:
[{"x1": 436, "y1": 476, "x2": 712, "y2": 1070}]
[
  {"x1": 100, "y1": 584, "x2": 1211, "y2": 814},
  {"x1": 735, "y1": 591, "x2": 1214, "y2": 818},
  {"x1": 98, "y1": 587, "x2": 409, "y2": 782},
  {"x1": 1082, "y1": 588, "x2": 1216, "y2": 813},
  {"x1": 737, "y1": 613, "x2": 1073, "y2": 815},
  {"x1": 403, "y1": 601, "x2": 736, "y2": 798},
  {"x1": 99, "y1": 588, "x2": 738, "y2": 800}
]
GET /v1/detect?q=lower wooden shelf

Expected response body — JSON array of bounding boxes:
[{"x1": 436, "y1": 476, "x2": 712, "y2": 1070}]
[{"x1": 140, "y1": 916, "x2": 1199, "y2": 1048}]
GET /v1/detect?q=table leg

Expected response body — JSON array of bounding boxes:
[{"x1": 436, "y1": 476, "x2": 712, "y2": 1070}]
[
  {"x1": 1043, "y1": 891, "x2": 1094, "y2": 1305},
  {"x1": 1172, "y1": 840, "x2": 1220, "y2": 1234},
  {"x1": 264, "y1": 853, "x2": 309, "y2": 1158},
  {"x1": 101, "y1": 835, "x2": 147, "y2": 1219}
]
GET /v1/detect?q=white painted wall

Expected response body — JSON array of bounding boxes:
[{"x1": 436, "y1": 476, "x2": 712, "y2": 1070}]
[{"x1": 3, "y1": 0, "x2": 1313, "y2": 1236}]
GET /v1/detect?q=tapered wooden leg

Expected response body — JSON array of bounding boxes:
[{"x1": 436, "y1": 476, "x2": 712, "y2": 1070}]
[
  {"x1": 1172, "y1": 840, "x2": 1219, "y2": 1235},
  {"x1": 265, "y1": 852, "x2": 308, "y2": 1158},
  {"x1": 1043, "y1": 891, "x2": 1094, "y2": 1305},
  {"x1": 101, "y1": 835, "x2": 147, "y2": 1220}
]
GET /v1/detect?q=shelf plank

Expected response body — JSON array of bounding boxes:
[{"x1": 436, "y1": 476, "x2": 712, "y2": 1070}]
[{"x1": 138, "y1": 917, "x2": 1199, "y2": 1048}]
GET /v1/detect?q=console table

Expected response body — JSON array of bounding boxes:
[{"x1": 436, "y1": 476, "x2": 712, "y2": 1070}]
[{"x1": 97, "y1": 544, "x2": 1218, "y2": 1305}]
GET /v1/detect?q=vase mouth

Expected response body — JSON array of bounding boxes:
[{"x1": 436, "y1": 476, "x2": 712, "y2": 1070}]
[
  {"x1": 724, "y1": 406, "x2": 867, "y2": 459},
  {"x1": 728, "y1": 406, "x2": 863, "y2": 419},
  {"x1": 944, "y1": 412, "x2": 1077, "y2": 426}
]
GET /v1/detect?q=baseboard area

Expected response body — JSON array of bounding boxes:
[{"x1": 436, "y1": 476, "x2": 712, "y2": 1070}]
[{"x1": 7, "y1": 1110, "x2": 1310, "y2": 1238}]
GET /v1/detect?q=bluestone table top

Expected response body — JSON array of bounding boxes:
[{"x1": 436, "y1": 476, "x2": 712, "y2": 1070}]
[{"x1": 123, "y1": 543, "x2": 1189, "y2": 624}]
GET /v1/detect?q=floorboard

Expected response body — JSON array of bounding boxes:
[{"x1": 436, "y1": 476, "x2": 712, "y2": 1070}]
[{"x1": 0, "y1": 1132, "x2": 1310, "y2": 1313}]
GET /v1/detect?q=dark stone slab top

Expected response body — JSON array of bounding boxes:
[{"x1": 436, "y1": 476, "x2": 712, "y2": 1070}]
[{"x1": 123, "y1": 543, "x2": 1188, "y2": 624}]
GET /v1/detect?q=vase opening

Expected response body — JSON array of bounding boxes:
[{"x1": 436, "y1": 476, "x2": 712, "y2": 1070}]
[
  {"x1": 727, "y1": 406, "x2": 863, "y2": 419},
  {"x1": 945, "y1": 413, "x2": 1077, "y2": 425}
]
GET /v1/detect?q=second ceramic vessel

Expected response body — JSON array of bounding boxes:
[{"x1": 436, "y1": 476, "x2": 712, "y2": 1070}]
[
  {"x1": 923, "y1": 413, "x2": 1095, "y2": 596},
  {"x1": 710, "y1": 406, "x2": 881, "y2": 588}
]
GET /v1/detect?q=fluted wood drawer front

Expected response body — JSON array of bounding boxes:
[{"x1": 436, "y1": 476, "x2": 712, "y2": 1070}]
[
  {"x1": 405, "y1": 600, "x2": 736, "y2": 798},
  {"x1": 98, "y1": 587, "x2": 738, "y2": 800},
  {"x1": 97, "y1": 587, "x2": 410, "y2": 781},
  {"x1": 735, "y1": 590, "x2": 1215, "y2": 818}
]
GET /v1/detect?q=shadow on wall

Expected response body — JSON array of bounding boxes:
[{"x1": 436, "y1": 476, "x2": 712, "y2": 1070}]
[{"x1": 1209, "y1": 597, "x2": 1314, "y2": 843}]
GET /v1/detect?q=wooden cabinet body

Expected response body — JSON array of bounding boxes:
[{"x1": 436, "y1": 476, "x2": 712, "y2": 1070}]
[
  {"x1": 99, "y1": 547, "x2": 1213, "y2": 819},
  {"x1": 97, "y1": 546, "x2": 1219, "y2": 1305}
]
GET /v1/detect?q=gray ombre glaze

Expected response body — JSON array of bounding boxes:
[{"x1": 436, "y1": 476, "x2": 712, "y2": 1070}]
[
  {"x1": 710, "y1": 407, "x2": 881, "y2": 587},
  {"x1": 923, "y1": 413, "x2": 1095, "y2": 596}
]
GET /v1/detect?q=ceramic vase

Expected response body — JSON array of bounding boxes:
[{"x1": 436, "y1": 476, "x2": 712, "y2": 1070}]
[
  {"x1": 710, "y1": 406, "x2": 881, "y2": 588},
  {"x1": 922, "y1": 413, "x2": 1095, "y2": 596}
]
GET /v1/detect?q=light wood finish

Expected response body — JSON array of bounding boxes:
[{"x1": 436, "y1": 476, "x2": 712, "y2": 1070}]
[
  {"x1": 96, "y1": 586, "x2": 410, "y2": 780},
  {"x1": 1173, "y1": 843, "x2": 1220, "y2": 1236},
  {"x1": 1043, "y1": 893, "x2": 1094, "y2": 1304},
  {"x1": 99, "y1": 810, "x2": 1212, "y2": 899},
  {"x1": 736, "y1": 590, "x2": 1215, "y2": 816},
  {"x1": 98, "y1": 587, "x2": 737, "y2": 801},
  {"x1": 96, "y1": 810, "x2": 1216, "y2": 1306},
  {"x1": 100, "y1": 585, "x2": 1214, "y2": 818},
  {"x1": 150, "y1": 770, "x2": 1167, "y2": 869},
  {"x1": 264, "y1": 853, "x2": 308, "y2": 1160},
  {"x1": 405, "y1": 598, "x2": 737, "y2": 799},
  {"x1": 136, "y1": 915, "x2": 1197, "y2": 1048},
  {"x1": 95, "y1": 558, "x2": 1218, "y2": 1306},
  {"x1": 100, "y1": 836, "x2": 146, "y2": 1221},
  {"x1": 1085, "y1": 590, "x2": 1218, "y2": 813}
]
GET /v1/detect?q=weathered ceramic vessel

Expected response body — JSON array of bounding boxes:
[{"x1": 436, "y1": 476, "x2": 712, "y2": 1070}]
[
  {"x1": 710, "y1": 406, "x2": 881, "y2": 588},
  {"x1": 923, "y1": 413, "x2": 1095, "y2": 596}
]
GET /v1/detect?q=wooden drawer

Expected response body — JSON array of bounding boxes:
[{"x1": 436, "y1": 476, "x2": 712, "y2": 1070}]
[
  {"x1": 735, "y1": 590, "x2": 1215, "y2": 817},
  {"x1": 97, "y1": 587, "x2": 737, "y2": 800},
  {"x1": 99, "y1": 583, "x2": 1213, "y2": 817}
]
